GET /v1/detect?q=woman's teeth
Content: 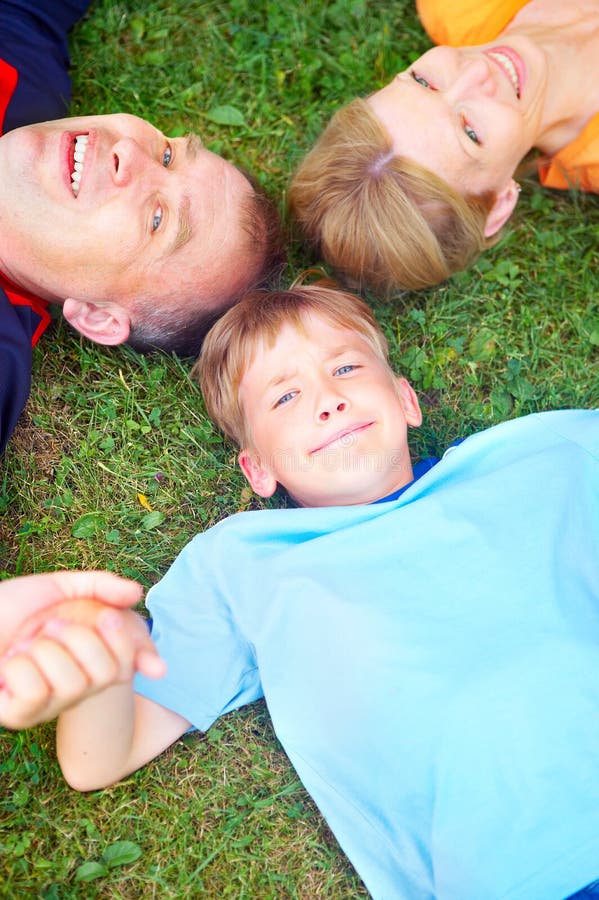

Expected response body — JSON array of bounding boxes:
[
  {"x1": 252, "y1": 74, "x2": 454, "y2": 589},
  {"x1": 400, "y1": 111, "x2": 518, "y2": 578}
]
[
  {"x1": 487, "y1": 51, "x2": 520, "y2": 98},
  {"x1": 71, "y1": 134, "x2": 88, "y2": 196}
]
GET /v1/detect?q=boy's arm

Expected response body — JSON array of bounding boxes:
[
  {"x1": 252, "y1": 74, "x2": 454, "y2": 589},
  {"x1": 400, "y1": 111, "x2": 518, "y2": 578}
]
[{"x1": 57, "y1": 683, "x2": 191, "y2": 792}]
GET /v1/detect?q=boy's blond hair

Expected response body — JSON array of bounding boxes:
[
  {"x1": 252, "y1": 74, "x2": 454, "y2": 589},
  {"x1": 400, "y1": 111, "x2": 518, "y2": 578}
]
[
  {"x1": 193, "y1": 283, "x2": 390, "y2": 449},
  {"x1": 288, "y1": 98, "x2": 496, "y2": 295}
]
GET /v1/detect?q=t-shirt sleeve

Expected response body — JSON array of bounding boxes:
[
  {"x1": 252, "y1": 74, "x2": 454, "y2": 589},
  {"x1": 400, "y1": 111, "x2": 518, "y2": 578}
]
[
  {"x1": 0, "y1": 0, "x2": 92, "y2": 131},
  {"x1": 134, "y1": 528, "x2": 264, "y2": 732},
  {"x1": 416, "y1": 0, "x2": 526, "y2": 47}
]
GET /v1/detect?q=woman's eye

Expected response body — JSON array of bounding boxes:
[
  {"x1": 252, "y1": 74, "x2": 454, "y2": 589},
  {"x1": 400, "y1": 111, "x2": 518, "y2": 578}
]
[
  {"x1": 151, "y1": 204, "x2": 163, "y2": 232},
  {"x1": 275, "y1": 391, "x2": 297, "y2": 407},
  {"x1": 463, "y1": 121, "x2": 480, "y2": 144},
  {"x1": 410, "y1": 71, "x2": 433, "y2": 89},
  {"x1": 162, "y1": 144, "x2": 172, "y2": 167},
  {"x1": 334, "y1": 364, "x2": 357, "y2": 376}
]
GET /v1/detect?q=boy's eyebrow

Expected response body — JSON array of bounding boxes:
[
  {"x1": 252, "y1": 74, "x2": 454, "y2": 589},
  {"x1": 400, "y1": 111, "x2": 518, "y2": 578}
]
[
  {"x1": 262, "y1": 346, "x2": 364, "y2": 392},
  {"x1": 324, "y1": 344, "x2": 359, "y2": 359},
  {"x1": 264, "y1": 371, "x2": 297, "y2": 392}
]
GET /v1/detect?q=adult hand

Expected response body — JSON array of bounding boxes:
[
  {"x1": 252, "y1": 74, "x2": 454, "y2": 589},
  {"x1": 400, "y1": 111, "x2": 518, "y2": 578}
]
[
  {"x1": 0, "y1": 570, "x2": 143, "y2": 655},
  {"x1": 0, "y1": 572, "x2": 165, "y2": 730}
]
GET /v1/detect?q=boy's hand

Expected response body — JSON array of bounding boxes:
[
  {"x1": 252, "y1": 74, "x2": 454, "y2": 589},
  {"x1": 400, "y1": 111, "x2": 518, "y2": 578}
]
[{"x1": 0, "y1": 596, "x2": 166, "y2": 730}]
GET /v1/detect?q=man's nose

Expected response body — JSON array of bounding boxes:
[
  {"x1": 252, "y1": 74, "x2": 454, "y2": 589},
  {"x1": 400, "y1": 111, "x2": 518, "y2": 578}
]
[
  {"x1": 319, "y1": 400, "x2": 347, "y2": 422},
  {"x1": 110, "y1": 138, "x2": 154, "y2": 187},
  {"x1": 445, "y1": 56, "x2": 495, "y2": 101}
]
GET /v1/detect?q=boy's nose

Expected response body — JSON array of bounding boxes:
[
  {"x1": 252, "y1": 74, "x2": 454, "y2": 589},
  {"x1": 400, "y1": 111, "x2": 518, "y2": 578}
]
[{"x1": 319, "y1": 401, "x2": 347, "y2": 421}]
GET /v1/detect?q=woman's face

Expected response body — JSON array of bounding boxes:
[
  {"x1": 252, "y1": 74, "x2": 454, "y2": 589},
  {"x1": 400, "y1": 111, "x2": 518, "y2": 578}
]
[{"x1": 368, "y1": 41, "x2": 547, "y2": 200}]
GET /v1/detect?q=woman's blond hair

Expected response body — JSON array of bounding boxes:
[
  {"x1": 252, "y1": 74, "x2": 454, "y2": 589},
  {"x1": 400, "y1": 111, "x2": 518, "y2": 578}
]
[
  {"x1": 193, "y1": 283, "x2": 389, "y2": 449},
  {"x1": 288, "y1": 98, "x2": 496, "y2": 294}
]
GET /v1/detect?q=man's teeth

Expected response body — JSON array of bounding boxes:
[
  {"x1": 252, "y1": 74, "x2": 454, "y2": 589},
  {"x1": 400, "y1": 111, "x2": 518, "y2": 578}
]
[
  {"x1": 488, "y1": 52, "x2": 520, "y2": 97},
  {"x1": 71, "y1": 134, "x2": 88, "y2": 197}
]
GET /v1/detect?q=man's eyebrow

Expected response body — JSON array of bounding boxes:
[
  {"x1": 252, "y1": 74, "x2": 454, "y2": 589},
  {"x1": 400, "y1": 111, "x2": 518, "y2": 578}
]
[
  {"x1": 165, "y1": 134, "x2": 203, "y2": 256},
  {"x1": 169, "y1": 194, "x2": 193, "y2": 255},
  {"x1": 184, "y1": 132, "x2": 203, "y2": 160}
]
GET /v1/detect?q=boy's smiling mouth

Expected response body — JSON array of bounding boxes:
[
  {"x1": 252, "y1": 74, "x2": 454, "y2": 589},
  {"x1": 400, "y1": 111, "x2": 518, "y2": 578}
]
[{"x1": 310, "y1": 422, "x2": 374, "y2": 455}]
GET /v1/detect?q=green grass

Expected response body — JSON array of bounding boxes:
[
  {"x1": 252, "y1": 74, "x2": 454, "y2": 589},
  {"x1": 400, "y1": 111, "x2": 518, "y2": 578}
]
[{"x1": 0, "y1": 0, "x2": 598, "y2": 895}]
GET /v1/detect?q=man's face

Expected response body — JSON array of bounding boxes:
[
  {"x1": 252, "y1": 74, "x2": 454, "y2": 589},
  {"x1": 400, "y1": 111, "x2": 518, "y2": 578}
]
[
  {"x1": 0, "y1": 113, "x2": 256, "y2": 312},
  {"x1": 238, "y1": 313, "x2": 422, "y2": 508}
]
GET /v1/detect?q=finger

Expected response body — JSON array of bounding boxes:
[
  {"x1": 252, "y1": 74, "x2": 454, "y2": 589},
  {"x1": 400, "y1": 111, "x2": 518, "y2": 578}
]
[
  {"x1": 41, "y1": 619, "x2": 120, "y2": 686},
  {"x1": 50, "y1": 571, "x2": 144, "y2": 608},
  {"x1": 135, "y1": 648, "x2": 167, "y2": 680},
  {"x1": 0, "y1": 654, "x2": 52, "y2": 729},
  {"x1": 0, "y1": 571, "x2": 143, "y2": 655},
  {"x1": 25, "y1": 637, "x2": 90, "y2": 704},
  {"x1": 95, "y1": 609, "x2": 165, "y2": 680}
]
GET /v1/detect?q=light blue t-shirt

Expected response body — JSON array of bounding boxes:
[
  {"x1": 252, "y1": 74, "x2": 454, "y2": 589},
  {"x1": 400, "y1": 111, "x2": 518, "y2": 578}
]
[{"x1": 136, "y1": 410, "x2": 599, "y2": 900}]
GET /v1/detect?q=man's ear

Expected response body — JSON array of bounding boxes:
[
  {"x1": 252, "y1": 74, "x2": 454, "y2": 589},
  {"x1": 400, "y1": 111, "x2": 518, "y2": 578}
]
[
  {"x1": 483, "y1": 179, "x2": 520, "y2": 238},
  {"x1": 62, "y1": 298, "x2": 131, "y2": 346},
  {"x1": 396, "y1": 377, "x2": 423, "y2": 427},
  {"x1": 238, "y1": 449, "x2": 278, "y2": 498}
]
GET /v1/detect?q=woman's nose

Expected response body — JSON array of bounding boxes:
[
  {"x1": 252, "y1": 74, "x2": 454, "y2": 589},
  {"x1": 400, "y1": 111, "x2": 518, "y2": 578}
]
[{"x1": 445, "y1": 55, "x2": 495, "y2": 101}]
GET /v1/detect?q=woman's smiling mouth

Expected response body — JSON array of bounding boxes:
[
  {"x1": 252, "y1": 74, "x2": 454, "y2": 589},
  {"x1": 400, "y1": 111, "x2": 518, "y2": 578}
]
[{"x1": 485, "y1": 48, "x2": 524, "y2": 98}]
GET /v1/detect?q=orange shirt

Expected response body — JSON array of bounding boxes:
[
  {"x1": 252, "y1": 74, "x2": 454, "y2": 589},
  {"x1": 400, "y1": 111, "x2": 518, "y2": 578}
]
[{"x1": 416, "y1": 0, "x2": 599, "y2": 193}]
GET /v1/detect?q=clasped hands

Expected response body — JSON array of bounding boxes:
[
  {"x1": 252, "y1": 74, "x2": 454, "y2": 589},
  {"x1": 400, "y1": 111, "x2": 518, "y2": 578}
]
[{"x1": 0, "y1": 571, "x2": 165, "y2": 730}]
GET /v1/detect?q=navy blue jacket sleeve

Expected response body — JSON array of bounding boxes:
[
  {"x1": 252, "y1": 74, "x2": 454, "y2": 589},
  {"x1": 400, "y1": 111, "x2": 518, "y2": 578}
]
[
  {"x1": 0, "y1": 0, "x2": 93, "y2": 130},
  {"x1": 0, "y1": 0, "x2": 91, "y2": 454},
  {"x1": 0, "y1": 293, "x2": 34, "y2": 456}
]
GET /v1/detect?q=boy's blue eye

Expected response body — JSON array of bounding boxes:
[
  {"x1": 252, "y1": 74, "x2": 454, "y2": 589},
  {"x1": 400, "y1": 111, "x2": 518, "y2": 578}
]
[
  {"x1": 151, "y1": 204, "x2": 163, "y2": 232},
  {"x1": 162, "y1": 144, "x2": 172, "y2": 167},
  {"x1": 334, "y1": 364, "x2": 356, "y2": 376},
  {"x1": 275, "y1": 391, "x2": 297, "y2": 407}
]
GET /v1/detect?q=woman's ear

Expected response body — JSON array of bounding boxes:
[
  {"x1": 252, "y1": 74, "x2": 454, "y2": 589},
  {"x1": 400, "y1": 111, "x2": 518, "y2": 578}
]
[
  {"x1": 238, "y1": 449, "x2": 278, "y2": 498},
  {"x1": 484, "y1": 179, "x2": 520, "y2": 238},
  {"x1": 62, "y1": 298, "x2": 131, "y2": 346}
]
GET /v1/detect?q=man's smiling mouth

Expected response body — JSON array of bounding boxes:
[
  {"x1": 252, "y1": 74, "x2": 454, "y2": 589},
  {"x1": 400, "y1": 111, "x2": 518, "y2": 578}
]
[{"x1": 70, "y1": 134, "x2": 89, "y2": 197}]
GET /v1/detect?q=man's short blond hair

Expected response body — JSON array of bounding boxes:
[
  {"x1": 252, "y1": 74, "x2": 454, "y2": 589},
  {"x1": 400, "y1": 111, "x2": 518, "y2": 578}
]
[
  {"x1": 288, "y1": 98, "x2": 496, "y2": 295},
  {"x1": 193, "y1": 283, "x2": 390, "y2": 449}
]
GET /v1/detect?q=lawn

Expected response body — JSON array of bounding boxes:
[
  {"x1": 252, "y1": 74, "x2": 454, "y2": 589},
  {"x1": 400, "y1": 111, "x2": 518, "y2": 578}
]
[{"x1": 0, "y1": 0, "x2": 597, "y2": 896}]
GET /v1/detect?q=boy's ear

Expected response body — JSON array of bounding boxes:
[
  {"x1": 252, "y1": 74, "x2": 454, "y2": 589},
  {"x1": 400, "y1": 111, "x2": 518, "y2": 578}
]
[
  {"x1": 483, "y1": 179, "x2": 520, "y2": 238},
  {"x1": 62, "y1": 298, "x2": 131, "y2": 346},
  {"x1": 396, "y1": 377, "x2": 422, "y2": 427},
  {"x1": 238, "y1": 449, "x2": 278, "y2": 498}
]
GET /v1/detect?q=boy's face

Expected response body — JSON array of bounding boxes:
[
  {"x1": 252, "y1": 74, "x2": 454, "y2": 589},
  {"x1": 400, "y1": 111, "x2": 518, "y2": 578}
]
[{"x1": 238, "y1": 312, "x2": 422, "y2": 507}]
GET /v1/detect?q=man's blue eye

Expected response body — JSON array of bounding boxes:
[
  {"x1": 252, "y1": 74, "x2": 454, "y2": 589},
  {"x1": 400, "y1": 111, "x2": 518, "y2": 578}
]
[
  {"x1": 152, "y1": 204, "x2": 163, "y2": 232},
  {"x1": 162, "y1": 145, "x2": 172, "y2": 167}
]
